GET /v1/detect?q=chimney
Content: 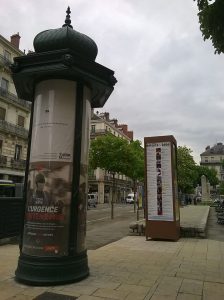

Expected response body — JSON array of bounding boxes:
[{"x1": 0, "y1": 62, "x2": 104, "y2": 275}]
[
  {"x1": 110, "y1": 118, "x2": 118, "y2": 127},
  {"x1": 10, "y1": 33, "x2": 21, "y2": 49},
  {"x1": 205, "y1": 145, "x2": 210, "y2": 151},
  {"x1": 104, "y1": 112, "x2": 110, "y2": 121}
]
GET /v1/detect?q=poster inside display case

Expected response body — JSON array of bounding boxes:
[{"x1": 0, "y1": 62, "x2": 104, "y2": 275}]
[
  {"x1": 146, "y1": 142, "x2": 174, "y2": 221},
  {"x1": 144, "y1": 135, "x2": 180, "y2": 241}
]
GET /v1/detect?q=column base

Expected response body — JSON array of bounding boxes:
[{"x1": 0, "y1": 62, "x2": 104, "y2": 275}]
[{"x1": 15, "y1": 251, "x2": 89, "y2": 286}]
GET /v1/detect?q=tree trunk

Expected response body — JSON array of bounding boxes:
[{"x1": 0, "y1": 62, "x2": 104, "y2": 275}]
[
  {"x1": 133, "y1": 179, "x2": 136, "y2": 213},
  {"x1": 111, "y1": 173, "x2": 115, "y2": 219}
]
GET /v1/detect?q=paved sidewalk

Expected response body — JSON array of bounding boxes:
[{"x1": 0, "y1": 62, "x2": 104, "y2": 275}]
[{"x1": 1, "y1": 205, "x2": 223, "y2": 300}]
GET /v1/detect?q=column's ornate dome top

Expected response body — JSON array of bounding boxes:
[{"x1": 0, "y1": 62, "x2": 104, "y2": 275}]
[{"x1": 33, "y1": 7, "x2": 98, "y2": 61}]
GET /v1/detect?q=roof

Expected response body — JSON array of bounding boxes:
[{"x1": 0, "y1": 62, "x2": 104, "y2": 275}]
[
  {"x1": 0, "y1": 34, "x2": 23, "y2": 55},
  {"x1": 201, "y1": 143, "x2": 224, "y2": 156}
]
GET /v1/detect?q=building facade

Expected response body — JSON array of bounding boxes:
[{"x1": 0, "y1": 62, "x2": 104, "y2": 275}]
[
  {"x1": 89, "y1": 111, "x2": 133, "y2": 203},
  {"x1": 200, "y1": 142, "x2": 224, "y2": 182},
  {"x1": 0, "y1": 33, "x2": 31, "y2": 183}
]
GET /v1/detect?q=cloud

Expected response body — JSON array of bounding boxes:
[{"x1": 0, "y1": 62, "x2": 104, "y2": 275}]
[{"x1": 0, "y1": 0, "x2": 223, "y2": 163}]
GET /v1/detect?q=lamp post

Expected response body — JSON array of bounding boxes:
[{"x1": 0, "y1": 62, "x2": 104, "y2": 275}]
[{"x1": 11, "y1": 7, "x2": 116, "y2": 285}]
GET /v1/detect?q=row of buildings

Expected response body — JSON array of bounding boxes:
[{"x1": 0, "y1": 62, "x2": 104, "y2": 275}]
[
  {"x1": 1, "y1": 32, "x2": 224, "y2": 201},
  {"x1": 200, "y1": 143, "x2": 224, "y2": 182},
  {"x1": 0, "y1": 33, "x2": 30, "y2": 183}
]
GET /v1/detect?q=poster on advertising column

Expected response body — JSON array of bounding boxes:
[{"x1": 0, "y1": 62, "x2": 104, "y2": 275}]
[{"x1": 22, "y1": 80, "x2": 76, "y2": 257}]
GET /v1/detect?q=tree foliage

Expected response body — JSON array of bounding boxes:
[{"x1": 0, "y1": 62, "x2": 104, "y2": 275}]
[
  {"x1": 177, "y1": 145, "x2": 220, "y2": 193},
  {"x1": 89, "y1": 134, "x2": 144, "y2": 182},
  {"x1": 177, "y1": 146, "x2": 197, "y2": 193},
  {"x1": 125, "y1": 140, "x2": 144, "y2": 182},
  {"x1": 219, "y1": 182, "x2": 224, "y2": 195},
  {"x1": 195, "y1": 0, "x2": 224, "y2": 54},
  {"x1": 89, "y1": 134, "x2": 130, "y2": 175},
  {"x1": 195, "y1": 165, "x2": 219, "y2": 186}
]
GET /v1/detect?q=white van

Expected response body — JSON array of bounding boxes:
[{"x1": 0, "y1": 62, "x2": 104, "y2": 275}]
[
  {"x1": 88, "y1": 193, "x2": 97, "y2": 208},
  {"x1": 126, "y1": 193, "x2": 135, "y2": 204}
]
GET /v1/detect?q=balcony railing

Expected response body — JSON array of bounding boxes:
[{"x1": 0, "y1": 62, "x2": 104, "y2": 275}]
[
  {"x1": 0, "y1": 155, "x2": 26, "y2": 171},
  {"x1": 11, "y1": 158, "x2": 26, "y2": 170},
  {"x1": 200, "y1": 160, "x2": 222, "y2": 164},
  {"x1": 0, "y1": 119, "x2": 28, "y2": 139},
  {"x1": 0, "y1": 54, "x2": 12, "y2": 68},
  {"x1": 88, "y1": 175, "x2": 96, "y2": 180},
  {"x1": 0, "y1": 87, "x2": 31, "y2": 110},
  {"x1": 90, "y1": 129, "x2": 107, "y2": 135}
]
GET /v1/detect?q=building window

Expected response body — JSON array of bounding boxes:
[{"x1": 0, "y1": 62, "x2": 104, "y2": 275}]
[
  {"x1": 17, "y1": 115, "x2": 25, "y2": 127},
  {"x1": 0, "y1": 107, "x2": 6, "y2": 120},
  {"x1": 91, "y1": 125, "x2": 95, "y2": 133},
  {"x1": 4, "y1": 50, "x2": 11, "y2": 62},
  {"x1": 14, "y1": 144, "x2": 22, "y2": 160},
  {"x1": 1, "y1": 78, "x2": 9, "y2": 92}
]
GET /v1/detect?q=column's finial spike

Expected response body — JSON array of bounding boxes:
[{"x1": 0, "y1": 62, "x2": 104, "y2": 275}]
[{"x1": 62, "y1": 6, "x2": 73, "y2": 28}]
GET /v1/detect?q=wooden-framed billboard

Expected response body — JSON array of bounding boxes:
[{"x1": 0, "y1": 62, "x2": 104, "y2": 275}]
[{"x1": 144, "y1": 135, "x2": 180, "y2": 241}]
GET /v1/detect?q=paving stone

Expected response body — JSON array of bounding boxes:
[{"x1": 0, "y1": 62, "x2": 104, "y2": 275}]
[
  {"x1": 61, "y1": 285, "x2": 98, "y2": 296},
  {"x1": 179, "y1": 279, "x2": 203, "y2": 295},
  {"x1": 3, "y1": 294, "x2": 32, "y2": 300},
  {"x1": 93, "y1": 288, "x2": 129, "y2": 299},
  {"x1": 150, "y1": 295, "x2": 177, "y2": 300},
  {"x1": 177, "y1": 292, "x2": 202, "y2": 299}
]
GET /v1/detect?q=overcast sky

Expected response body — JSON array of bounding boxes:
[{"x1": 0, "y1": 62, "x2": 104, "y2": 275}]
[{"x1": 1, "y1": 0, "x2": 223, "y2": 163}]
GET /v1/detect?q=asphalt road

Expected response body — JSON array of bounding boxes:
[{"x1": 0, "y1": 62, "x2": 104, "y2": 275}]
[{"x1": 86, "y1": 203, "x2": 144, "y2": 250}]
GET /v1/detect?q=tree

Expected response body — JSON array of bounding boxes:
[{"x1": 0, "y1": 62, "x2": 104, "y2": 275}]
[
  {"x1": 125, "y1": 140, "x2": 144, "y2": 219},
  {"x1": 89, "y1": 134, "x2": 130, "y2": 174},
  {"x1": 177, "y1": 146, "x2": 198, "y2": 194},
  {"x1": 195, "y1": 165, "x2": 219, "y2": 187},
  {"x1": 219, "y1": 182, "x2": 224, "y2": 195},
  {"x1": 89, "y1": 134, "x2": 130, "y2": 219},
  {"x1": 195, "y1": 0, "x2": 224, "y2": 54}
]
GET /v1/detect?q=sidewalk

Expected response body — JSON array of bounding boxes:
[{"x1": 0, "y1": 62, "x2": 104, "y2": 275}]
[{"x1": 1, "y1": 206, "x2": 224, "y2": 300}]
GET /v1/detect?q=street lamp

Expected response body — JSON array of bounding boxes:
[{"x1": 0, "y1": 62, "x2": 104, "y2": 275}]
[{"x1": 11, "y1": 7, "x2": 117, "y2": 285}]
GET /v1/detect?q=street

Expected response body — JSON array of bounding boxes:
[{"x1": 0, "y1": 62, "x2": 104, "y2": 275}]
[{"x1": 86, "y1": 203, "x2": 144, "y2": 249}]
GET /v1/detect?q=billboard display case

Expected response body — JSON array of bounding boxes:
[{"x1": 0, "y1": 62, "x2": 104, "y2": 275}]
[{"x1": 144, "y1": 135, "x2": 180, "y2": 241}]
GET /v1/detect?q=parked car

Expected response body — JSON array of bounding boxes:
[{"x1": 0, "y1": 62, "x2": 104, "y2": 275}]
[
  {"x1": 88, "y1": 194, "x2": 97, "y2": 208},
  {"x1": 126, "y1": 193, "x2": 135, "y2": 204}
]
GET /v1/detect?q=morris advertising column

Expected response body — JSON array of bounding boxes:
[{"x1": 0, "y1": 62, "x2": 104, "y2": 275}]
[{"x1": 11, "y1": 7, "x2": 117, "y2": 285}]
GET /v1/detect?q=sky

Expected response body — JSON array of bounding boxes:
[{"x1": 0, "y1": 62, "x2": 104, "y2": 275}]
[{"x1": 1, "y1": 0, "x2": 223, "y2": 163}]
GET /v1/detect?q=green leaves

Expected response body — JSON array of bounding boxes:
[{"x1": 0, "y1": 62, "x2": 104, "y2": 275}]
[
  {"x1": 195, "y1": 165, "x2": 219, "y2": 186},
  {"x1": 89, "y1": 135, "x2": 144, "y2": 181},
  {"x1": 195, "y1": 0, "x2": 224, "y2": 54},
  {"x1": 177, "y1": 146, "x2": 197, "y2": 193},
  {"x1": 125, "y1": 140, "x2": 144, "y2": 181},
  {"x1": 177, "y1": 145, "x2": 219, "y2": 193}
]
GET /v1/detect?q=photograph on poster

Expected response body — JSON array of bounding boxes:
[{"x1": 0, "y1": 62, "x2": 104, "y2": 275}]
[
  {"x1": 156, "y1": 152, "x2": 161, "y2": 160},
  {"x1": 156, "y1": 161, "x2": 161, "y2": 168},
  {"x1": 23, "y1": 161, "x2": 73, "y2": 257},
  {"x1": 157, "y1": 176, "x2": 162, "y2": 185}
]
